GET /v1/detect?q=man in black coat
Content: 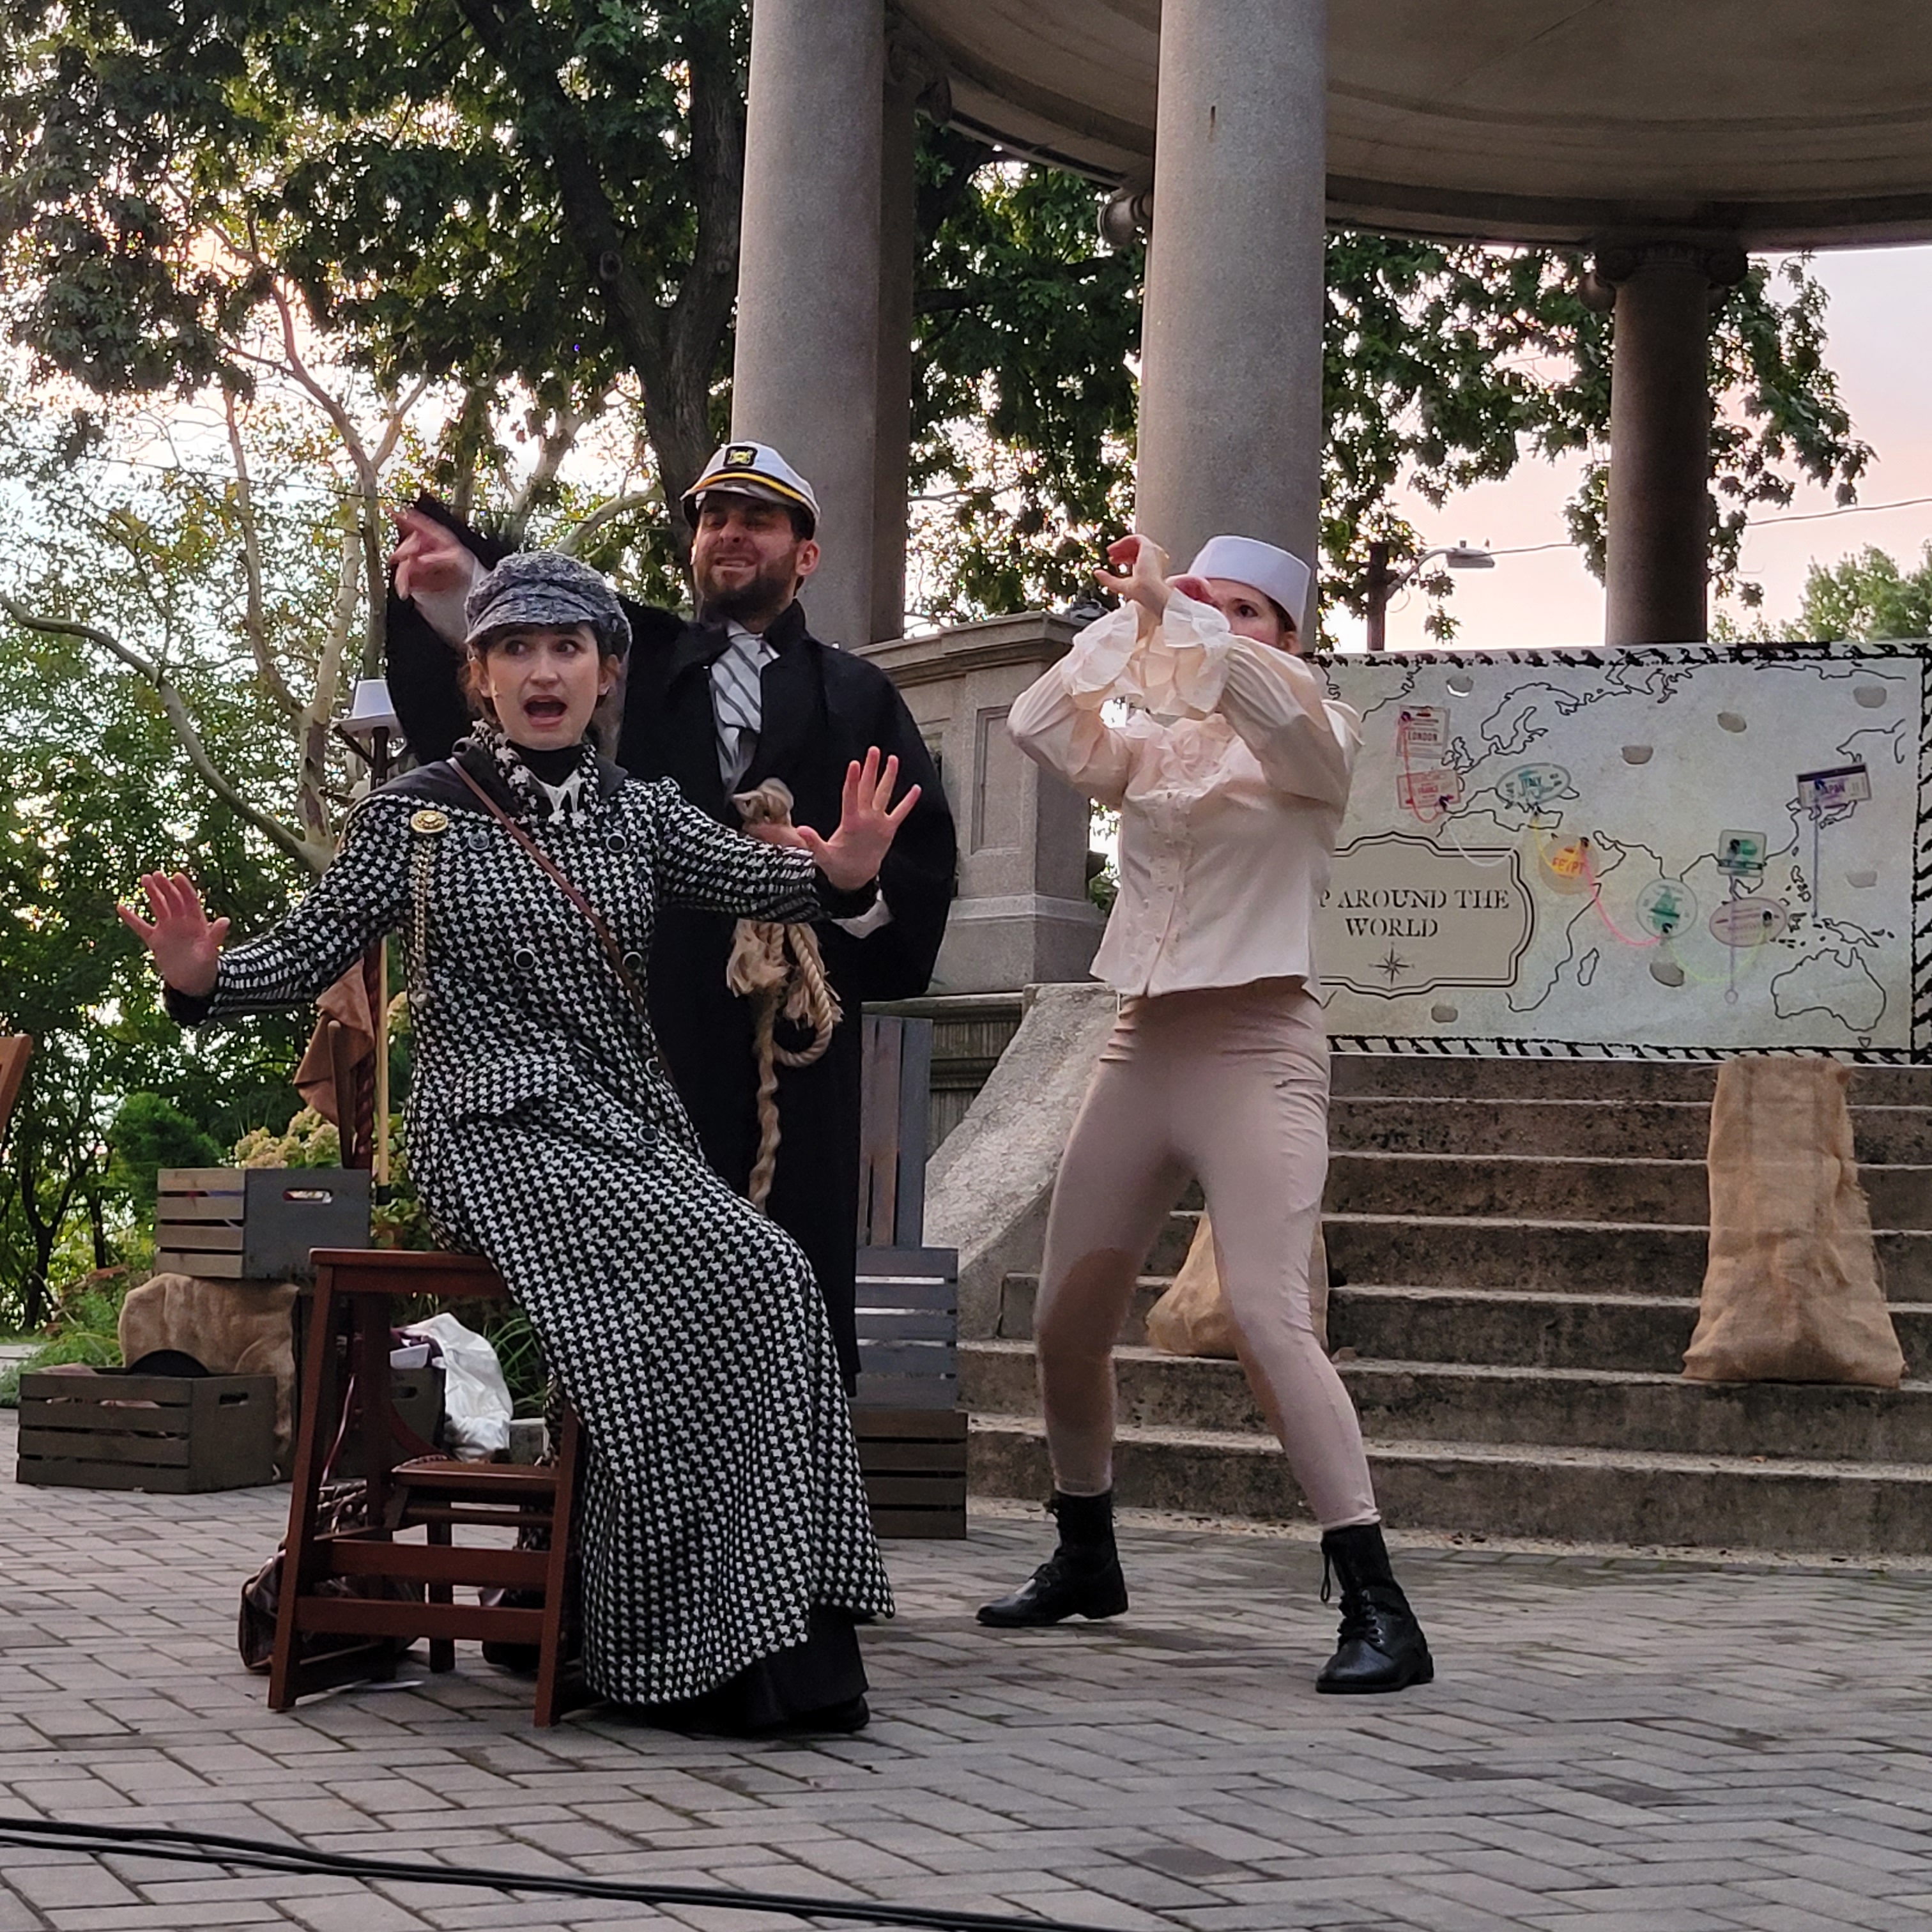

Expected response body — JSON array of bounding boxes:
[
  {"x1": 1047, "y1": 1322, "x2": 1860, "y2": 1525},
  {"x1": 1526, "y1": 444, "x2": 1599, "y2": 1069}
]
[{"x1": 386, "y1": 441, "x2": 957, "y2": 1388}]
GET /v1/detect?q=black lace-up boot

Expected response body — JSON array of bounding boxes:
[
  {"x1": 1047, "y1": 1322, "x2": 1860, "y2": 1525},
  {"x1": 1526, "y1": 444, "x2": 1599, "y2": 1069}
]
[
  {"x1": 1315, "y1": 1522, "x2": 1434, "y2": 1694},
  {"x1": 977, "y1": 1491, "x2": 1129, "y2": 1627}
]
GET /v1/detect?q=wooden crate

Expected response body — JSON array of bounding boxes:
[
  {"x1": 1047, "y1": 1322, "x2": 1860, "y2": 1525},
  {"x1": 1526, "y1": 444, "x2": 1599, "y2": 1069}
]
[
  {"x1": 854, "y1": 1245, "x2": 958, "y2": 1411},
  {"x1": 157, "y1": 1168, "x2": 370, "y2": 1282},
  {"x1": 16, "y1": 1370, "x2": 279, "y2": 1492},
  {"x1": 853, "y1": 1406, "x2": 967, "y2": 1539}
]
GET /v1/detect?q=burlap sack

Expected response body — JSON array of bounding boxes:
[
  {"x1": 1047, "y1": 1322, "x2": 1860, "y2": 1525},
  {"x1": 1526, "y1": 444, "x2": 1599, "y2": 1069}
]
[
  {"x1": 119, "y1": 1273, "x2": 301, "y2": 1466},
  {"x1": 1145, "y1": 1213, "x2": 1330, "y2": 1358},
  {"x1": 1683, "y1": 1057, "x2": 1904, "y2": 1387}
]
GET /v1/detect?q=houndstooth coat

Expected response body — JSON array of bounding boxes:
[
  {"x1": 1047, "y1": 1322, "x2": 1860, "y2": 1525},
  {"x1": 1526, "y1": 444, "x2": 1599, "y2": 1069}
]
[{"x1": 172, "y1": 728, "x2": 894, "y2": 1706}]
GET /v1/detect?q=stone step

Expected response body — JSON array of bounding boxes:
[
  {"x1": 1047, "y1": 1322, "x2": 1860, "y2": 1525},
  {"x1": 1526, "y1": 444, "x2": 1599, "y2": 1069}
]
[
  {"x1": 1330, "y1": 1096, "x2": 1932, "y2": 1162},
  {"x1": 1323, "y1": 1150, "x2": 1932, "y2": 1228},
  {"x1": 1330, "y1": 1056, "x2": 1932, "y2": 1107},
  {"x1": 997, "y1": 1273, "x2": 1167, "y2": 1344},
  {"x1": 997, "y1": 1268, "x2": 1932, "y2": 1368},
  {"x1": 1328, "y1": 1284, "x2": 1701, "y2": 1372},
  {"x1": 962, "y1": 1340, "x2": 1932, "y2": 1461},
  {"x1": 1323, "y1": 1212, "x2": 1932, "y2": 1298},
  {"x1": 967, "y1": 1413, "x2": 1932, "y2": 1556},
  {"x1": 1325, "y1": 1283, "x2": 1932, "y2": 1375}
]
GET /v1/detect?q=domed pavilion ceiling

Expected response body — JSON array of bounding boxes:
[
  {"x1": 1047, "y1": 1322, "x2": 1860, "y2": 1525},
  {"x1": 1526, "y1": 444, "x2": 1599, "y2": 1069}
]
[{"x1": 896, "y1": 0, "x2": 1932, "y2": 247}]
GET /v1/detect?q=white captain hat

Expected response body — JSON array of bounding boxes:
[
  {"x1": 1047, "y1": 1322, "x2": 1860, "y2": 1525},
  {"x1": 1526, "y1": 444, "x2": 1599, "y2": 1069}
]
[
  {"x1": 682, "y1": 441, "x2": 820, "y2": 533},
  {"x1": 1188, "y1": 535, "x2": 1310, "y2": 633}
]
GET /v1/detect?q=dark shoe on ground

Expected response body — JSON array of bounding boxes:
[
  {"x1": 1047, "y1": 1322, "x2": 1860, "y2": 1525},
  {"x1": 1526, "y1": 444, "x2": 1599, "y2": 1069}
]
[
  {"x1": 978, "y1": 1547, "x2": 1129, "y2": 1627},
  {"x1": 1315, "y1": 1521, "x2": 1434, "y2": 1694},
  {"x1": 978, "y1": 1489, "x2": 1128, "y2": 1627}
]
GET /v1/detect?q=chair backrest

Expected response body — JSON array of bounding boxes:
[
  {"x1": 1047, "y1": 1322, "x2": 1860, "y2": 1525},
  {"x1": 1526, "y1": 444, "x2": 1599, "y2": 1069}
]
[
  {"x1": 854, "y1": 1244, "x2": 958, "y2": 1410},
  {"x1": 857, "y1": 1014, "x2": 933, "y2": 1248},
  {"x1": 0, "y1": 1035, "x2": 32, "y2": 1156}
]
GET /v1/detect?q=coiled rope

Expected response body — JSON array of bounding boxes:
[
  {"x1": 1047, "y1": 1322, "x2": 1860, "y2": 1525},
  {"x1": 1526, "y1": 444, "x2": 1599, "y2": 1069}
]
[{"x1": 726, "y1": 779, "x2": 842, "y2": 1209}]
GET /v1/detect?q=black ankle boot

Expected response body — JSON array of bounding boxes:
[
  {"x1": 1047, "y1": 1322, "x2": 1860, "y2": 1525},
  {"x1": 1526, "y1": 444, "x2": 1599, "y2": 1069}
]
[
  {"x1": 1315, "y1": 1522, "x2": 1434, "y2": 1694},
  {"x1": 977, "y1": 1491, "x2": 1129, "y2": 1628}
]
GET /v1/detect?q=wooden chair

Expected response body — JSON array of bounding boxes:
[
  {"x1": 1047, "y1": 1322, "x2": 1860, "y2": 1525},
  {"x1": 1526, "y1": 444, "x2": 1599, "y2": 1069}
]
[
  {"x1": 854, "y1": 1015, "x2": 965, "y2": 1537},
  {"x1": 0, "y1": 1035, "x2": 32, "y2": 1158},
  {"x1": 270, "y1": 1248, "x2": 585, "y2": 1726}
]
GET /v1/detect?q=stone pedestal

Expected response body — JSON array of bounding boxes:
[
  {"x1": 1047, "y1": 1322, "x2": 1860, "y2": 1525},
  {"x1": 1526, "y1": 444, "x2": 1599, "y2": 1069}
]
[{"x1": 861, "y1": 617, "x2": 1106, "y2": 994}]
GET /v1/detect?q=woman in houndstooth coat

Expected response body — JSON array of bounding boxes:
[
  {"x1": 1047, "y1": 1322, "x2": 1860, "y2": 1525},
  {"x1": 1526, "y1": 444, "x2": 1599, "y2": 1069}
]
[{"x1": 123, "y1": 551, "x2": 909, "y2": 1732}]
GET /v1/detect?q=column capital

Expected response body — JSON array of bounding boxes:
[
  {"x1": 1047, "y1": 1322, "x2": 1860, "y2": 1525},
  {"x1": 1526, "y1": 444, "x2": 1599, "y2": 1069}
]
[
  {"x1": 884, "y1": 13, "x2": 951, "y2": 116},
  {"x1": 1583, "y1": 238, "x2": 1748, "y2": 307}
]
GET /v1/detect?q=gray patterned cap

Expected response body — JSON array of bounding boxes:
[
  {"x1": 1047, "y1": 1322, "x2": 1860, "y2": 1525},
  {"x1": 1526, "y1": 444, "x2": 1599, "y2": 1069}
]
[{"x1": 462, "y1": 550, "x2": 632, "y2": 658}]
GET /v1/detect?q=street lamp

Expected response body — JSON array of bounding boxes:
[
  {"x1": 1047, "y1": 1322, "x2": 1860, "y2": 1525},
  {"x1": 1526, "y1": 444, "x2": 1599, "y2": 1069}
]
[
  {"x1": 337, "y1": 679, "x2": 402, "y2": 1183},
  {"x1": 1364, "y1": 540, "x2": 1495, "y2": 652}
]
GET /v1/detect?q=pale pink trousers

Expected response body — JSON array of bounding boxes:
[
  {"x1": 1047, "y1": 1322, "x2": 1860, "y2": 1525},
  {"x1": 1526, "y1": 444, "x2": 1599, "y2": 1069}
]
[{"x1": 1034, "y1": 977, "x2": 1380, "y2": 1530}]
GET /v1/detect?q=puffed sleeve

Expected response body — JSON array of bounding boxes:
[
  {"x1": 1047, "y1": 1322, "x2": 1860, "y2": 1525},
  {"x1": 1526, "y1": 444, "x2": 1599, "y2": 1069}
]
[
  {"x1": 1005, "y1": 606, "x2": 1144, "y2": 808},
  {"x1": 165, "y1": 799, "x2": 412, "y2": 1025},
  {"x1": 1213, "y1": 639, "x2": 1360, "y2": 811},
  {"x1": 641, "y1": 779, "x2": 829, "y2": 921}
]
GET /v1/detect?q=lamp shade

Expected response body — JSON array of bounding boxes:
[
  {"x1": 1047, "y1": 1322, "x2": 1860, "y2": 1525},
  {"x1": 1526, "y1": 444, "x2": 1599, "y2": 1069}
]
[{"x1": 341, "y1": 678, "x2": 401, "y2": 740}]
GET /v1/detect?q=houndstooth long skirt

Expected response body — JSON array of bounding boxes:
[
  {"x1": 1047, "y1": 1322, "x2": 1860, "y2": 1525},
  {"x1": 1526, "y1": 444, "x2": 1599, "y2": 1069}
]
[{"x1": 431, "y1": 1098, "x2": 894, "y2": 1707}]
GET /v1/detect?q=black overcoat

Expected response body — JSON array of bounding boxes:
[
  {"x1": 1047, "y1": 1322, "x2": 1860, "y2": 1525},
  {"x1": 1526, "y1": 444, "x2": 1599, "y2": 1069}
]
[{"x1": 386, "y1": 513, "x2": 958, "y2": 1383}]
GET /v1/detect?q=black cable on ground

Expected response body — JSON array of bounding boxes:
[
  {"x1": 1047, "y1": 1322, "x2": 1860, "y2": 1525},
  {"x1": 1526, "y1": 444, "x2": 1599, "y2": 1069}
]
[{"x1": 0, "y1": 1816, "x2": 1127, "y2": 1932}]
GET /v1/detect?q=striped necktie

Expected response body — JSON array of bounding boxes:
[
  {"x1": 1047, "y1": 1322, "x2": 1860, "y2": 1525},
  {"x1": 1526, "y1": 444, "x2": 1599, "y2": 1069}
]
[{"x1": 711, "y1": 625, "x2": 769, "y2": 790}]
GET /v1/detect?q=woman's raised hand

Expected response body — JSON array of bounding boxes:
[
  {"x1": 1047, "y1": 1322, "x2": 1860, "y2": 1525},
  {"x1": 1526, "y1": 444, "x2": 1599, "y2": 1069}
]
[
  {"x1": 117, "y1": 871, "x2": 229, "y2": 997},
  {"x1": 792, "y1": 748, "x2": 921, "y2": 893},
  {"x1": 389, "y1": 507, "x2": 482, "y2": 602},
  {"x1": 1094, "y1": 533, "x2": 1177, "y2": 618}
]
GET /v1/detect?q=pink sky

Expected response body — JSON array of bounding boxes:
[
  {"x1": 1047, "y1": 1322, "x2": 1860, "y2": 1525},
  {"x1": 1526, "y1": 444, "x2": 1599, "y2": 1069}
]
[{"x1": 1330, "y1": 245, "x2": 1932, "y2": 652}]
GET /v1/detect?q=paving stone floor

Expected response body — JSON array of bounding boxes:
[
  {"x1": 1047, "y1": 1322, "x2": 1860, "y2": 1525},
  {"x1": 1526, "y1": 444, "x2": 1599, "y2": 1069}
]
[{"x1": 1, "y1": 1409, "x2": 1929, "y2": 1932}]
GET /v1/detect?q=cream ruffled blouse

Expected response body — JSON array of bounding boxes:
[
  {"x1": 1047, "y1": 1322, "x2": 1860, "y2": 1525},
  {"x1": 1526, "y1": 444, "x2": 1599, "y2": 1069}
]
[{"x1": 1007, "y1": 595, "x2": 1362, "y2": 999}]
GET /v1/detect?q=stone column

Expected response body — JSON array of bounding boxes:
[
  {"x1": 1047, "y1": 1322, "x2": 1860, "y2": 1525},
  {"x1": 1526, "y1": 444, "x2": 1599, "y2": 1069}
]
[
  {"x1": 1598, "y1": 241, "x2": 1746, "y2": 645},
  {"x1": 733, "y1": 0, "x2": 885, "y2": 650},
  {"x1": 869, "y1": 48, "x2": 924, "y2": 645},
  {"x1": 1135, "y1": 0, "x2": 1327, "y2": 581}
]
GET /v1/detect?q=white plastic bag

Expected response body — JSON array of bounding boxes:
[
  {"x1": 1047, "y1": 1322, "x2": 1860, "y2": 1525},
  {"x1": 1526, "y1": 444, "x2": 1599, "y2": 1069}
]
[{"x1": 402, "y1": 1312, "x2": 514, "y2": 1458}]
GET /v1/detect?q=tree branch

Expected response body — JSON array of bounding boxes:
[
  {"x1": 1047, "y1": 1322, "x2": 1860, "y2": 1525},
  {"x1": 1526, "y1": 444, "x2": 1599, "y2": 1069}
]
[
  {"x1": 223, "y1": 391, "x2": 300, "y2": 720},
  {"x1": 1, "y1": 598, "x2": 325, "y2": 875},
  {"x1": 553, "y1": 489, "x2": 662, "y2": 556},
  {"x1": 450, "y1": 0, "x2": 670, "y2": 384}
]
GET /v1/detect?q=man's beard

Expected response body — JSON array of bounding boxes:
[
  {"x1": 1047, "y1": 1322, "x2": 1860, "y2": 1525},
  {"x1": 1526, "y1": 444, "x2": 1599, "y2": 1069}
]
[{"x1": 694, "y1": 555, "x2": 797, "y2": 627}]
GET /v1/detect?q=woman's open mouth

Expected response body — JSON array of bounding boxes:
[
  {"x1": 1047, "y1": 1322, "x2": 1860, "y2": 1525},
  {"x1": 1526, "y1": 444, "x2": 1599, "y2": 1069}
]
[{"x1": 523, "y1": 696, "x2": 569, "y2": 726}]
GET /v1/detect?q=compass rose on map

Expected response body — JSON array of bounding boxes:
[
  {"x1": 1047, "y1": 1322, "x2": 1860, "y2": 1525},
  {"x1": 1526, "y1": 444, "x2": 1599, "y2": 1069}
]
[{"x1": 1375, "y1": 947, "x2": 1413, "y2": 985}]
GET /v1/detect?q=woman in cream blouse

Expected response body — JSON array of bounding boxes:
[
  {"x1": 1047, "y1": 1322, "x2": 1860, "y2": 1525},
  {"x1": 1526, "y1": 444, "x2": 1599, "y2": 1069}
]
[{"x1": 983, "y1": 533, "x2": 1432, "y2": 1696}]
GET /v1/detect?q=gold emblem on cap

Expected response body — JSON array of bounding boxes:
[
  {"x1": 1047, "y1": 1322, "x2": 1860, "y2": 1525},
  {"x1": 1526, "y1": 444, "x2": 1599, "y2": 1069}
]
[
  {"x1": 410, "y1": 808, "x2": 450, "y2": 836},
  {"x1": 724, "y1": 443, "x2": 758, "y2": 468}
]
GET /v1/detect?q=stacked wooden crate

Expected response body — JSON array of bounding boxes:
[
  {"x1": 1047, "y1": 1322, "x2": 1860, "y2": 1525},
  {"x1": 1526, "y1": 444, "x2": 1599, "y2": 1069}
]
[{"x1": 852, "y1": 1015, "x2": 967, "y2": 1538}]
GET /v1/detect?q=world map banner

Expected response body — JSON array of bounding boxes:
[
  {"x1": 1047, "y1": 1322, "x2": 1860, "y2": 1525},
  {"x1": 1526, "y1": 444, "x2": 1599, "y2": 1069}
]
[{"x1": 1315, "y1": 641, "x2": 1931, "y2": 1061}]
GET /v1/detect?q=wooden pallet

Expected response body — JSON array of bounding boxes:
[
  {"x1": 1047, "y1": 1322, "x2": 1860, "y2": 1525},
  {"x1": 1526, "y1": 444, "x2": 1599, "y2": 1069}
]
[{"x1": 16, "y1": 1370, "x2": 279, "y2": 1492}]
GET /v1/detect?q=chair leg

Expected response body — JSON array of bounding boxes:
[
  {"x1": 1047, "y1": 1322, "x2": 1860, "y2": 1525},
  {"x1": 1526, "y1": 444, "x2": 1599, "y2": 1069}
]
[
  {"x1": 427, "y1": 1519, "x2": 456, "y2": 1674},
  {"x1": 533, "y1": 1404, "x2": 581, "y2": 1728},
  {"x1": 270, "y1": 1274, "x2": 342, "y2": 1713}
]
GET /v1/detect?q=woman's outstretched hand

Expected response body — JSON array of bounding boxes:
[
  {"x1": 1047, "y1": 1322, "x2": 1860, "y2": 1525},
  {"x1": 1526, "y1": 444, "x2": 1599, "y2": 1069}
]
[
  {"x1": 117, "y1": 871, "x2": 228, "y2": 997},
  {"x1": 765, "y1": 747, "x2": 920, "y2": 894}
]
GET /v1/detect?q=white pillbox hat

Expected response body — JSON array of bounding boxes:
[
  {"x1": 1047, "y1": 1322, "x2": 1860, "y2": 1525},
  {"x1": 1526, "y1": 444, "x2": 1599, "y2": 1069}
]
[{"x1": 1188, "y1": 535, "x2": 1311, "y2": 632}]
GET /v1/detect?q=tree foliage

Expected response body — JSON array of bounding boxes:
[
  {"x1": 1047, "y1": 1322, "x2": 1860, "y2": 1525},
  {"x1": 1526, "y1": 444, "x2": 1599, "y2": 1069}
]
[
  {"x1": 0, "y1": 611, "x2": 303, "y2": 1326},
  {"x1": 1, "y1": 3, "x2": 1873, "y2": 637},
  {"x1": 0, "y1": 0, "x2": 743, "y2": 557},
  {"x1": 1797, "y1": 543, "x2": 1932, "y2": 641},
  {"x1": 910, "y1": 165, "x2": 1870, "y2": 630}
]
